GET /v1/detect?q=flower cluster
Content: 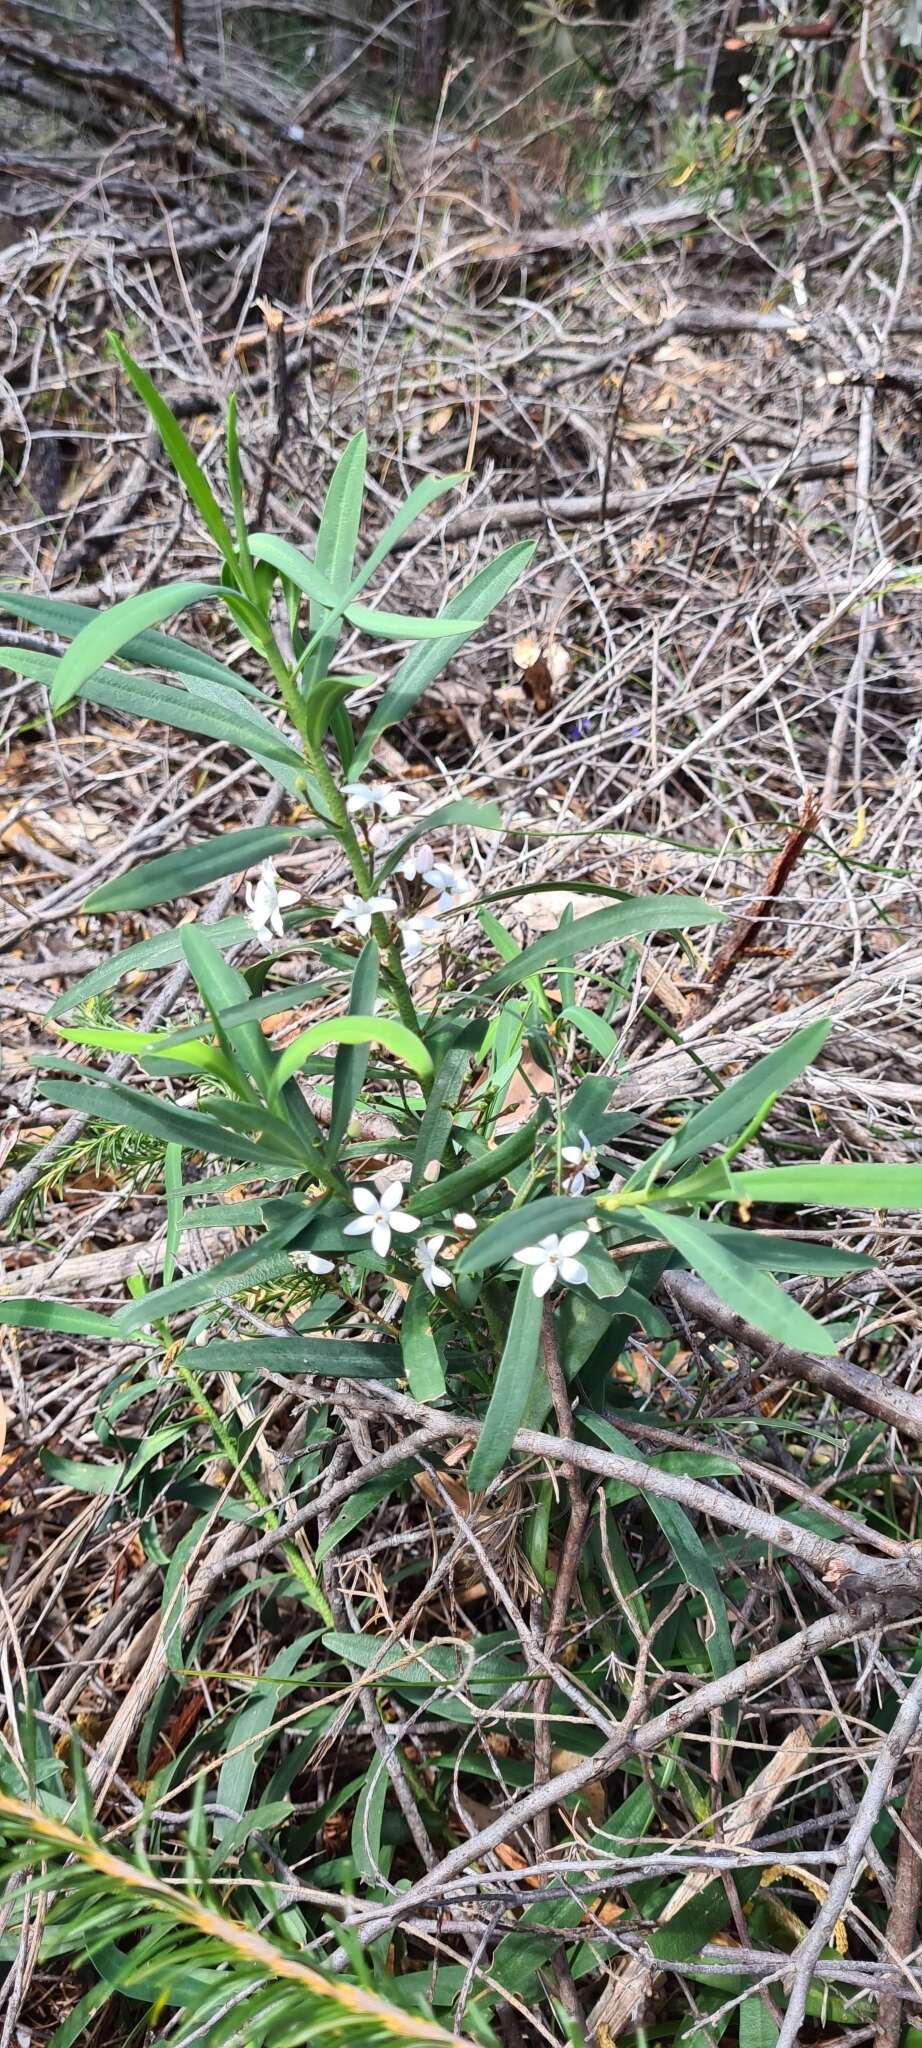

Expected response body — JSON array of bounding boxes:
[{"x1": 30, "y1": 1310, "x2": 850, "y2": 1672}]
[{"x1": 243, "y1": 781, "x2": 472, "y2": 963}]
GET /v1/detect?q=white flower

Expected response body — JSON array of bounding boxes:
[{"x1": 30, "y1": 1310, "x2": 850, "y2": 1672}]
[
  {"x1": 398, "y1": 841, "x2": 434, "y2": 882},
  {"x1": 343, "y1": 1182, "x2": 420, "y2": 1258},
  {"x1": 343, "y1": 782, "x2": 403, "y2": 821},
  {"x1": 513, "y1": 1229, "x2": 589, "y2": 1299},
  {"x1": 245, "y1": 861, "x2": 299, "y2": 948},
  {"x1": 416, "y1": 1234, "x2": 451, "y2": 1293},
  {"x1": 399, "y1": 911, "x2": 441, "y2": 961},
  {"x1": 422, "y1": 860, "x2": 471, "y2": 914},
  {"x1": 331, "y1": 891, "x2": 398, "y2": 938},
  {"x1": 561, "y1": 1131, "x2": 600, "y2": 1196},
  {"x1": 452, "y1": 1212, "x2": 476, "y2": 1233}
]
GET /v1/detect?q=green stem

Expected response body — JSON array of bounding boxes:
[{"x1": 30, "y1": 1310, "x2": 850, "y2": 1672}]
[
  {"x1": 176, "y1": 1362, "x2": 331, "y2": 1625},
  {"x1": 261, "y1": 633, "x2": 421, "y2": 1038}
]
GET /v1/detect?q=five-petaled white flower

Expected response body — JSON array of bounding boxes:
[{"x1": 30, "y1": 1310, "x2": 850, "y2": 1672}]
[
  {"x1": 416, "y1": 1234, "x2": 452, "y2": 1293},
  {"x1": 399, "y1": 912, "x2": 441, "y2": 961},
  {"x1": 561, "y1": 1131, "x2": 600, "y2": 1196},
  {"x1": 331, "y1": 891, "x2": 397, "y2": 938},
  {"x1": 423, "y1": 860, "x2": 470, "y2": 914},
  {"x1": 343, "y1": 782, "x2": 403, "y2": 821},
  {"x1": 245, "y1": 861, "x2": 299, "y2": 948},
  {"x1": 343, "y1": 1183, "x2": 420, "y2": 1258},
  {"x1": 398, "y1": 841, "x2": 434, "y2": 882},
  {"x1": 514, "y1": 1229, "x2": 589, "y2": 1298}
]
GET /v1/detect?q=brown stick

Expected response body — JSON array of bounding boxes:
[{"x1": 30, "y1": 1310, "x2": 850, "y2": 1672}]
[
  {"x1": 874, "y1": 1744, "x2": 922, "y2": 2048},
  {"x1": 700, "y1": 789, "x2": 822, "y2": 993},
  {"x1": 661, "y1": 1269, "x2": 922, "y2": 1451},
  {"x1": 345, "y1": 1603, "x2": 886, "y2": 1953}
]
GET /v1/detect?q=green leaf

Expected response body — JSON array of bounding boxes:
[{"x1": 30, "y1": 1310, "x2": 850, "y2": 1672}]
[
  {"x1": 79, "y1": 665, "x2": 303, "y2": 769},
  {"x1": 109, "y1": 335, "x2": 238, "y2": 570},
  {"x1": 112, "y1": 1210, "x2": 311, "y2": 1331},
  {"x1": 473, "y1": 897, "x2": 722, "y2": 999},
  {"x1": 352, "y1": 1757, "x2": 389, "y2": 1883},
  {"x1": 739, "y1": 1996, "x2": 779, "y2": 2048},
  {"x1": 724, "y1": 1163, "x2": 922, "y2": 1212},
  {"x1": 456, "y1": 1194, "x2": 599, "y2": 1274},
  {"x1": 37, "y1": 1076, "x2": 268, "y2": 1167},
  {"x1": 47, "y1": 583, "x2": 223, "y2": 711},
  {"x1": 315, "y1": 431, "x2": 366, "y2": 595},
  {"x1": 349, "y1": 473, "x2": 465, "y2": 595},
  {"x1": 646, "y1": 1207, "x2": 840, "y2": 1354},
  {"x1": 343, "y1": 601, "x2": 482, "y2": 640},
  {"x1": 0, "y1": 1299, "x2": 117, "y2": 1337},
  {"x1": 351, "y1": 540, "x2": 536, "y2": 772},
  {"x1": 180, "y1": 926, "x2": 275, "y2": 1098},
  {"x1": 83, "y1": 825, "x2": 305, "y2": 913},
  {"x1": 411, "y1": 1112, "x2": 546, "y2": 1221},
  {"x1": 706, "y1": 1225, "x2": 875, "y2": 1276},
  {"x1": 0, "y1": 590, "x2": 259, "y2": 690},
  {"x1": 176, "y1": 1337, "x2": 403, "y2": 1376},
  {"x1": 247, "y1": 534, "x2": 339, "y2": 609},
  {"x1": 409, "y1": 1041, "x2": 470, "y2": 1191},
  {"x1": 401, "y1": 1279, "x2": 447, "y2": 1401},
  {"x1": 663, "y1": 1020, "x2": 833, "y2": 1170},
  {"x1": 328, "y1": 939, "x2": 379, "y2": 1154},
  {"x1": 304, "y1": 672, "x2": 376, "y2": 752},
  {"x1": 269, "y1": 1015, "x2": 433, "y2": 1102},
  {"x1": 46, "y1": 913, "x2": 251, "y2": 1020},
  {"x1": 214, "y1": 1638, "x2": 310, "y2": 1846},
  {"x1": 467, "y1": 1268, "x2": 543, "y2": 1491}
]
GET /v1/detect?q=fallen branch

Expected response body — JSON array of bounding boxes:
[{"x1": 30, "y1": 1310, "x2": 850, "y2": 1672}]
[{"x1": 661, "y1": 1268, "x2": 922, "y2": 1446}]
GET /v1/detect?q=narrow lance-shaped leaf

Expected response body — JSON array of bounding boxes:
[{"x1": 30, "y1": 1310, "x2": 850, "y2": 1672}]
[
  {"x1": 109, "y1": 334, "x2": 239, "y2": 572},
  {"x1": 269, "y1": 1015, "x2": 433, "y2": 1103},
  {"x1": 645, "y1": 1206, "x2": 840, "y2": 1355},
  {"x1": 467, "y1": 1267, "x2": 544, "y2": 1491},
  {"x1": 47, "y1": 584, "x2": 223, "y2": 711},
  {"x1": 328, "y1": 938, "x2": 379, "y2": 1155},
  {"x1": 472, "y1": 896, "x2": 723, "y2": 999},
  {"x1": 723, "y1": 1162, "x2": 922, "y2": 1212},
  {"x1": 351, "y1": 540, "x2": 537, "y2": 773},
  {"x1": 84, "y1": 824, "x2": 306, "y2": 914},
  {"x1": 401, "y1": 1279, "x2": 447, "y2": 1402},
  {"x1": 0, "y1": 590, "x2": 259, "y2": 690}
]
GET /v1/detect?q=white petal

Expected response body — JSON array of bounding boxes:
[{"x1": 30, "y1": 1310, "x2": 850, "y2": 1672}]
[
  {"x1": 558, "y1": 1230, "x2": 589, "y2": 1257},
  {"x1": 370, "y1": 1221, "x2": 392, "y2": 1256},
  {"x1": 352, "y1": 1186, "x2": 379, "y2": 1214},
  {"x1": 568, "y1": 1171, "x2": 586, "y2": 1196},
  {"x1": 390, "y1": 1210, "x2": 419, "y2": 1233},
  {"x1": 453, "y1": 1213, "x2": 476, "y2": 1231},
  {"x1": 355, "y1": 914, "x2": 372, "y2": 935},
  {"x1": 427, "y1": 1235, "x2": 446, "y2": 1255},
  {"x1": 536, "y1": 1234, "x2": 561, "y2": 1254},
  {"x1": 343, "y1": 1214, "x2": 375, "y2": 1236},
  {"x1": 559, "y1": 1258, "x2": 588, "y2": 1287},
  {"x1": 306, "y1": 1253, "x2": 334, "y2": 1274},
  {"x1": 278, "y1": 887, "x2": 299, "y2": 909},
  {"x1": 430, "y1": 1263, "x2": 451, "y2": 1289},
  {"x1": 514, "y1": 1245, "x2": 547, "y2": 1266},
  {"x1": 532, "y1": 1260, "x2": 557, "y2": 1297},
  {"x1": 380, "y1": 1183, "x2": 404, "y2": 1212},
  {"x1": 561, "y1": 1145, "x2": 582, "y2": 1166}
]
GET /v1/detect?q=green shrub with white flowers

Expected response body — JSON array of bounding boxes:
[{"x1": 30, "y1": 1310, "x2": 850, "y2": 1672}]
[{"x1": 4, "y1": 342, "x2": 922, "y2": 1499}]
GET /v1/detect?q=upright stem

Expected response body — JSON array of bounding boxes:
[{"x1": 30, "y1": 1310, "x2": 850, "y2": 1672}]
[{"x1": 261, "y1": 633, "x2": 421, "y2": 1037}]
